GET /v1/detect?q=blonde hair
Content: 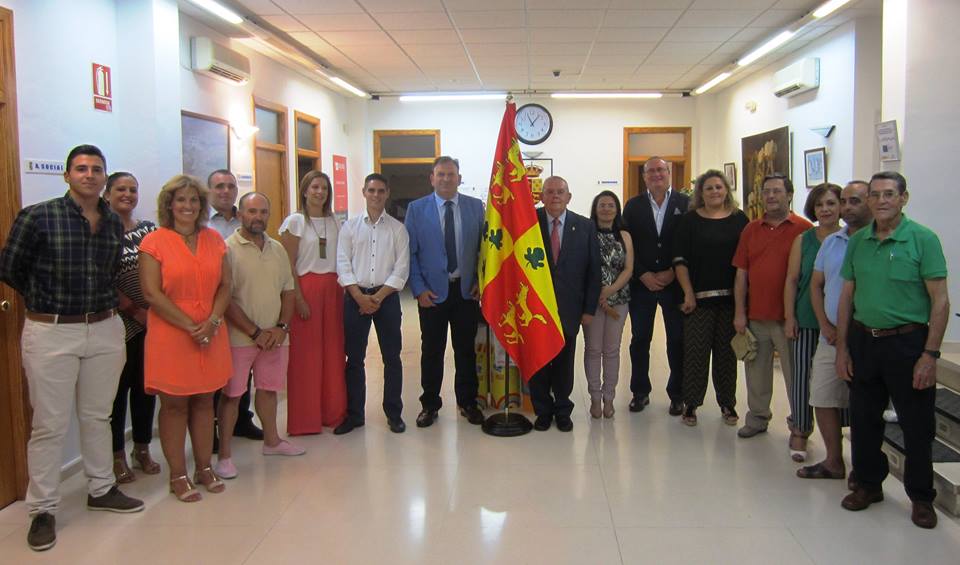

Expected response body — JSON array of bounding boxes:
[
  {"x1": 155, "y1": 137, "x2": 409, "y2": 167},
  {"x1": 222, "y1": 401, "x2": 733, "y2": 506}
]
[
  {"x1": 156, "y1": 174, "x2": 210, "y2": 229},
  {"x1": 691, "y1": 169, "x2": 739, "y2": 211}
]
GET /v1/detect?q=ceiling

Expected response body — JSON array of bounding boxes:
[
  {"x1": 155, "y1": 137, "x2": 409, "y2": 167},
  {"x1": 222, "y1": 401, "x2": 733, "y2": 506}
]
[{"x1": 223, "y1": 0, "x2": 878, "y2": 95}]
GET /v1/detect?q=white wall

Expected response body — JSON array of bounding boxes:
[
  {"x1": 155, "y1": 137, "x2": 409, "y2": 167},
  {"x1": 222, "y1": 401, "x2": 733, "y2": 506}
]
[
  {"x1": 698, "y1": 20, "x2": 879, "y2": 212},
  {"x1": 365, "y1": 95, "x2": 697, "y2": 215}
]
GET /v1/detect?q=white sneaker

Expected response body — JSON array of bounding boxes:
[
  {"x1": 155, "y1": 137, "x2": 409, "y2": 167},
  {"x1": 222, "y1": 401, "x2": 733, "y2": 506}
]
[
  {"x1": 882, "y1": 409, "x2": 898, "y2": 423},
  {"x1": 214, "y1": 457, "x2": 238, "y2": 479}
]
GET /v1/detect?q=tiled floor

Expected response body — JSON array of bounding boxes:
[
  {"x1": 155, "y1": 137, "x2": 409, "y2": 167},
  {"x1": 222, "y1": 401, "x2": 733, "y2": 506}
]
[{"x1": 1, "y1": 296, "x2": 958, "y2": 563}]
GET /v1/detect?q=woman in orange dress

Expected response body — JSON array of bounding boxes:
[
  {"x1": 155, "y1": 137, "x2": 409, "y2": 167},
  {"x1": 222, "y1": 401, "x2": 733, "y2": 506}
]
[
  {"x1": 140, "y1": 175, "x2": 232, "y2": 502},
  {"x1": 279, "y1": 171, "x2": 346, "y2": 434}
]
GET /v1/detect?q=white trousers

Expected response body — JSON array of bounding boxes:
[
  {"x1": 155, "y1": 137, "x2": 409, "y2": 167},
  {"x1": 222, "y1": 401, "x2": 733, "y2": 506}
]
[{"x1": 21, "y1": 315, "x2": 125, "y2": 515}]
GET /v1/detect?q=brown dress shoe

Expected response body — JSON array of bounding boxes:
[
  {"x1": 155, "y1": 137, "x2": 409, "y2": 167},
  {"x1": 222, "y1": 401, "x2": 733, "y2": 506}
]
[
  {"x1": 841, "y1": 487, "x2": 884, "y2": 511},
  {"x1": 911, "y1": 501, "x2": 937, "y2": 529}
]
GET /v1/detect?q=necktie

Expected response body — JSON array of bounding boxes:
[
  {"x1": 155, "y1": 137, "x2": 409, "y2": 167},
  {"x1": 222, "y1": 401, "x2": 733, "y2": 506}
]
[
  {"x1": 551, "y1": 217, "x2": 561, "y2": 263},
  {"x1": 444, "y1": 200, "x2": 458, "y2": 273}
]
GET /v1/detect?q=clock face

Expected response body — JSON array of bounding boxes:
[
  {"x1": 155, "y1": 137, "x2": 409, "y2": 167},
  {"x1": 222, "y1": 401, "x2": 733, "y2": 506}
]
[{"x1": 515, "y1": 103, "x2": 553, "y2": 145}]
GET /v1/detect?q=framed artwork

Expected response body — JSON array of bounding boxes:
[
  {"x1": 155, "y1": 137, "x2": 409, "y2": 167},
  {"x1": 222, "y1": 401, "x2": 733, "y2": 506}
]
[
  {"x1": 181, "y1": 110, "x2": 230, "y2": 180},
  {"x1": 804, "y1": 147, "x2": 827, "y2": 188},
  {"x1": 723, "y1": 162, "x2": 737, "y2": 190},
  {"x1": 741, "y1": 126, "x2": 790, "y2": 220}
]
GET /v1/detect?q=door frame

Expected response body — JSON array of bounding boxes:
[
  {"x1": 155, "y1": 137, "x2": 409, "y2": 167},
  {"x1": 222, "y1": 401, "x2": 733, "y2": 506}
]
[
  {"x1": 0, "y1": 5, "x2": 30, "y2": 505},
  {"x1": 373, "y1": 129, "x2": 441, "y2": 172},
  {"x1": 252, "y1": 96, "x2": 290, "y2": 228},
  {"x1": 622, "y1": 126, "x2": 692, "y2": 202}
]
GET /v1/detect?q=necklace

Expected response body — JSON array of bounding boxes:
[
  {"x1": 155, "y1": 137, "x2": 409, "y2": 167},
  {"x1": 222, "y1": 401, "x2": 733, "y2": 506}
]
[{"x1": 307, "y1": 213, "x2": 328, "y2": 259}]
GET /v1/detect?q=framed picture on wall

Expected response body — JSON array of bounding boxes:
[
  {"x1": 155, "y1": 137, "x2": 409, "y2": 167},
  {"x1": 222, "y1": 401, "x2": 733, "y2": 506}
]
[
  {"x1": 723, "y1": 162, "x2": 737, "y2": 190},
  {"x1": 804, "y1": 147, "x2": 827, "y2": 188},
  {"x1": 181, "y1": 110, "x2": 230, "y2": 179},
  {"x1": 741, "y1": 126, "x2": 790, "y2": 220}
]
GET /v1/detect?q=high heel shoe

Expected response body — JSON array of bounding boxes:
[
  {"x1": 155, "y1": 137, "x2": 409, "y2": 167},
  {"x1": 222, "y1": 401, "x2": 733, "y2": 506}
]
[
  {"x1": 113, "y1": 452, "x2": 135, "y2": 484},
  {"x1": 169, "y1": 475, "x2": 202, "y2": 502},
  {"x1": 194, "y1": 466, "x2": 225, "y2": 494},
  {"x1": 131, "y1": 444, "x2": 161, "y2": 475}
]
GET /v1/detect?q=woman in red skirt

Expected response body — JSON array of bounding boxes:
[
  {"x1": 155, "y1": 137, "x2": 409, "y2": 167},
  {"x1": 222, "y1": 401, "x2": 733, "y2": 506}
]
[{"x1": 279, "y1": 171, "x2": 347, "y2": 434}]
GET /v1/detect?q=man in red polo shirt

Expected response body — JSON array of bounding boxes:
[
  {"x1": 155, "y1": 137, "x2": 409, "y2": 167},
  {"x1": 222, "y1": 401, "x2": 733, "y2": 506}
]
[{"x1": 733, "y1": 173, "x2": 813, "y2": 439}]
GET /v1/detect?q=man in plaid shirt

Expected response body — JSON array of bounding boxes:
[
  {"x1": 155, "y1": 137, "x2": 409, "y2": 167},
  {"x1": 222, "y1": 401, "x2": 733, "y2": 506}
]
[{"x1": 0, "y1": 145, "x2": 144, "y2": 552}]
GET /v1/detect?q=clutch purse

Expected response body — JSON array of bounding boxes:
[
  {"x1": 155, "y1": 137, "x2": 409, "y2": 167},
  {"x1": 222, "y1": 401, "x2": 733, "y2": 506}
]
[{"x1": 730, "y1": 327, "x2": 758, "y2": 362}]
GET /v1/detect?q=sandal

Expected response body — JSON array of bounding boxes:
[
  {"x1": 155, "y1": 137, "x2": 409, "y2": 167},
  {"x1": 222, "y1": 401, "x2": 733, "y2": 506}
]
[
  {"x1": 131, "y1": 444, "x2": 161, "y2": 475},
  {"x1": 681, "y1": 405, "x2": 697, "y2": 426},
  {"x1": 194, "y1": 466, "x2": 225, "y2": 494},
  {"x1": 169, "y1": 475, "x2": 202, "y2": 502},
  {"x1": 796, "y1": 462, "x2": 845, "y2": 480},
  {"x1": 720, "y1": 406, "x2": 739, "y2": 426},
  {"x1": 789, "y1": 432, "x2": 808, "y2": 462},
  {"x1": 113, "y1": 452, "x2": 135, "y2": 484}
]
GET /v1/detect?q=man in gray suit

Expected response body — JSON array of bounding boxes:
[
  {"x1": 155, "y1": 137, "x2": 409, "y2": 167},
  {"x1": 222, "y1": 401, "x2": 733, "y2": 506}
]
[{"x1": 531, "y1": 176, "x2": 601, "y2": 432}]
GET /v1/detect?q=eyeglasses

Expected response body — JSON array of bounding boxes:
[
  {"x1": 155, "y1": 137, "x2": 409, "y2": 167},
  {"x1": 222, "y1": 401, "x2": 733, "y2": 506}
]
[{"x1": 867, "y1": 190, "x2": 900, "y2": 201}]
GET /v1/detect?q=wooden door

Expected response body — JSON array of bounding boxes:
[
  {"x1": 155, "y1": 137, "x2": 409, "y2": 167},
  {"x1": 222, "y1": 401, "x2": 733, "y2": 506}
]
[
  {"x1": 255, "y1": 147, "x2": 286, "y2": 238},
  {"x1": 0, "y1": 6, "x2": 30, "y2": 508}
]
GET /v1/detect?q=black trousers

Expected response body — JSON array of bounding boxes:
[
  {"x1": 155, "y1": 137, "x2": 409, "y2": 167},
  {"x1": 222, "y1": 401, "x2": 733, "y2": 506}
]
[
  {"x1": 344, "y1": 290, "x2": 403, "y2": 423},
  {"x1": 529, "y1": 332, "x2": 578, "y2": 418},
  {"x1": 110, "y1": 332, "x2": 156, "y2": 452},
  {"x1": 681, "y1": 302, "x2": 737, "y2": 409},
  {"x1": 849, "y1": 323, "x2": 936, "y2": 502},
  {"x1": 418, "y1": 280, "x2": 480, "y2": 411},
  {"x1": 628, "y1": 283, "x2": 684, "y2": 401}
]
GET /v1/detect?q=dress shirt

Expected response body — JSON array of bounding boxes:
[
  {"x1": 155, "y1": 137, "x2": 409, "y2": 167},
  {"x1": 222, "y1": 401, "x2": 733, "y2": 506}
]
[
  {"x1": 813, "y1": 227, "x2": 852, "y2": 327},
  {"x1": 648, "y1": 188, "x2": 672, "y2": 235},
  {"x1": 0, "y1": 193, "x2": 123, "y2": 315},
  {"x1": 209, "y1": 206, "x2": 240, "y2": 240},
  {"x1": 337, "y1": 209, "x2": 410, "y2": 290},
  {"x1": 434, "y1": 192, "x2": 462, "y2": 278},
  {"x1": 545, "y1": 209, "x2": 568, "y2": 246}
]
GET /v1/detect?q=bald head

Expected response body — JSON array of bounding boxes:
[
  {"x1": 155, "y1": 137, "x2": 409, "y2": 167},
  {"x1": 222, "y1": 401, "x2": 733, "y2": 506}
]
[
  {"x1": 840, "y1": 181, "x2": 871, "y2": 231},
  {"x1": 542, "y1": 176, "x2": 571, "y2": 218}
]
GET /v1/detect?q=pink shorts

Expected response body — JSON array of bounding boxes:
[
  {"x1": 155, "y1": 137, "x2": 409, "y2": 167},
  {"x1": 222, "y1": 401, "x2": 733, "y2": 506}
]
[{"x1": 223, "y1": 345, "x2": 289, "y2": 398}]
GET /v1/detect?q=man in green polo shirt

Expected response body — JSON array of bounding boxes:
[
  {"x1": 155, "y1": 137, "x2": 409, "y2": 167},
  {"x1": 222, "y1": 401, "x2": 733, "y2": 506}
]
[{"x1": 834, "y1": 171, "x2": 949, "y2": 529}]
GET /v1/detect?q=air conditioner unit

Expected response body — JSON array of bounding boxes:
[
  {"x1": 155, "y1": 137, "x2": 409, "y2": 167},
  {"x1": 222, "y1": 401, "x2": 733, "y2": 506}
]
[
  {"x1": 773, "y1": 58, "x2": 819, "y2": 98},
  {"x1": 191, "y1": 36, "x2": 251, "y2": 85}
]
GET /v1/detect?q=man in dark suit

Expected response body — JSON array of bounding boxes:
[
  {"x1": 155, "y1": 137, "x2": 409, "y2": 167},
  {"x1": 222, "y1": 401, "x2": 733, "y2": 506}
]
[
  {"x1": 622, "y1": 157, "x2": 689, "y2": 415},
  {"x1": 531, "y1": 176, "x2": 601, "y2": 432},
  {"x1": 405, "y1": 156, "x2": 486, "y2": 428}
]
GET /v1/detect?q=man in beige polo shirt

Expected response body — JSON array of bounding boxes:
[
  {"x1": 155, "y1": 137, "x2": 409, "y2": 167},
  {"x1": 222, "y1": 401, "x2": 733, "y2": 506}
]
[{"x1": 215, "y1": 193, "x2": 303, "y2": 480}]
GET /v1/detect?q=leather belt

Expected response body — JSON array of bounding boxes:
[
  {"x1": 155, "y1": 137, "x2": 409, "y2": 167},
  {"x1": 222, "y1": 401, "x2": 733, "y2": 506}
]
[
  {"x1": 853, "y1": 320, "x2": 925, "y2": 338},
  {"x1": 358, "y1": 286, "x2": 383, "y2": 295},
  {"x1": 27, "y1": 309, "x2": 117, "y2": 324},
  {"x1": 695, "y1": 289, "x2": 732, "y2": 299}
]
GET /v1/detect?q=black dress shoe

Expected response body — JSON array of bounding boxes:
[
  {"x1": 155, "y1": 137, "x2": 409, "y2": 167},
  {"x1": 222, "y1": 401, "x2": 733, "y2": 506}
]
[
  {"x1": 911, "y1": 501, "x2": 937, "y2": 529},
  {"x1": 841, "y1": 487, "x2": 884, "y2": 511},
  {"x1": 668, "y1": 400, "x2": 684, "y2": 416},
  {"x1": 333, "y1": 420, "x2": 364, "y2": 435},
  {"x1": 234, "y1": 422, "x2": 264, "y2": 440},
  {"x1": 416, "y1": 409, "x2": 438, "y2": 428},
  {"x1": 388, "y1": 418, "x2": 406, "y2": 434},
  {"x1": 628, "y1": 396, "x2": 650, "y2": 413},
  {"x1": 533, "y1": 415, "x2": 552, "y2": 431},
  {"x1": 555, "y1": 415, "x2": 574, "y2": 432},
  {"x1": 459, "y1": 405, "x2": 484, "y2": 425}
]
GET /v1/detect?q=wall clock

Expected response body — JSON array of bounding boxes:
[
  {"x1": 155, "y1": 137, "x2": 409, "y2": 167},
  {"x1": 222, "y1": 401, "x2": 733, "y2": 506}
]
[{"x1": 515, "y1": 103, "x2": 553, "y2": 145}]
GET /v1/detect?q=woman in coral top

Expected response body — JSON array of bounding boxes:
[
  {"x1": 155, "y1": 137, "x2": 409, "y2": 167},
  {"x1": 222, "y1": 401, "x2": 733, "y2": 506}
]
[
  {"x1": 140, "y1": 175, "x2": 232, "y2": 502},
  {"x1": 279, "y1": 171, "x2": 347, "y2": 434}
]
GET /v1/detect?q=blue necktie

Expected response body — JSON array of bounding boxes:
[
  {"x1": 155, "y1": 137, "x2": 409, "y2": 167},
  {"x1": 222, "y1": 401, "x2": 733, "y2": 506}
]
[{"x1": 444, "y1": 200, "x2": 457, "y2": 273}]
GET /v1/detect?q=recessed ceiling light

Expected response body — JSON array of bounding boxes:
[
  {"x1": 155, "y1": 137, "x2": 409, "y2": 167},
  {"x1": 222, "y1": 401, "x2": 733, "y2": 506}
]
[{"x1": 188, "y1": 0, "x2": 243, "y2": 25}]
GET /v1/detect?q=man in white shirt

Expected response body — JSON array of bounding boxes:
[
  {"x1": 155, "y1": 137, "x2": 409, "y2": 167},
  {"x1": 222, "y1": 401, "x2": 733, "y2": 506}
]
[{"x1": 334, "y1": 173, "x2": 411, "y2": 434}]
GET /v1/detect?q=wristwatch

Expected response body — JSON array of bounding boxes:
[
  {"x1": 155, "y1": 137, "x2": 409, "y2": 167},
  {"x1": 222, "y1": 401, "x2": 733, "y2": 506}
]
[
  {"x1": 209, "y1": 315, "x2": 222, "y2": 328},
  {"x1": 924, "y1": 349, "x2": 941, "y2": 359},
  {"x1": 277, "y1": 322, "x2": 290, "y2": 333}
]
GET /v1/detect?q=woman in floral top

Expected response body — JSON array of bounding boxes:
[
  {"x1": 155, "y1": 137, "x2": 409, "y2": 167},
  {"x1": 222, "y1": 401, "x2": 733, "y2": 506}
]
[{"x1": 583, "y1": 191, "x2": 634, "y2": 419}]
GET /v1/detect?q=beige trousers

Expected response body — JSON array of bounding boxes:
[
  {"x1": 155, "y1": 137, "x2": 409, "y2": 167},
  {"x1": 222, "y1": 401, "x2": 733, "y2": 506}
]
[
  {"x1": 21, "y1": 315, "x2": 125, "y2": 515},
  {"x1": 744, "y1": 320, "x2": 795, "y2": 431}
]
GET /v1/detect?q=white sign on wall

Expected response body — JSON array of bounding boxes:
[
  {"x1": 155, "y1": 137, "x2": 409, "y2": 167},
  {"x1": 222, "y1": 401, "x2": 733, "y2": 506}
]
[
  {"x1": 876, "y1": 120, "x2": 901, "y2": 162},
  {"x1": 24, "y1": 159, "x2": 65, "y2": 175}
]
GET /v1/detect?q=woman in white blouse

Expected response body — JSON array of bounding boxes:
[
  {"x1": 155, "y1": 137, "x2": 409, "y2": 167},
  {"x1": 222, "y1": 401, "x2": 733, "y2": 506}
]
[{"x1": 279, "y1": 171, "x2": 347, "y2": 434}]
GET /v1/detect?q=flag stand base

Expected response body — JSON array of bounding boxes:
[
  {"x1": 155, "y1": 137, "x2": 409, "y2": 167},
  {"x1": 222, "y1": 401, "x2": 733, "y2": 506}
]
[{"x1": 482, "y1": 412, "x2": 532, "y2": 437}]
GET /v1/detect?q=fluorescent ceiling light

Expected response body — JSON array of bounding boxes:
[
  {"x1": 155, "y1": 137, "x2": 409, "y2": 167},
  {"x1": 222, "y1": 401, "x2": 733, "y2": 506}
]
[
  {"x1": 550, "y1": 92, "x2": 662, "y2": 99},
  {"x1": 694, "y1": 72, "x2": 732, "y2": 95},
  {"x1": 398, "y1": 93, "x2": 506, "y2": 102},
  {"x1": 330, "y1": 77, "x2": 369, "y2": 98},
  {"x1": 813, "y1": 0, "x2": 852, "y2": 18},
  {"x1": 188, "y1": 0, "x2": 243, "y2": 25},
  {"x1": 737, "y1": 30, "x2": 795, "y2": 66}
]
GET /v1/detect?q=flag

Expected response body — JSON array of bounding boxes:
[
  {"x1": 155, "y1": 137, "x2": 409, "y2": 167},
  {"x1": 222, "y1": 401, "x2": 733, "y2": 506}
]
[{"x1": 478, "y1": 101, "x2": 565, "y2": 381}]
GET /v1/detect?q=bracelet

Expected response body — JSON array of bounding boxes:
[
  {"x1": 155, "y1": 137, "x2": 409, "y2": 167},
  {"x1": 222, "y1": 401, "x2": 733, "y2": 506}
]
[
  {"x1": 210, "y1": 315, "x2": 222, "y2": 328},
  {"x1": 250, "y1": 327, "x2": 262, "y2": 340}
]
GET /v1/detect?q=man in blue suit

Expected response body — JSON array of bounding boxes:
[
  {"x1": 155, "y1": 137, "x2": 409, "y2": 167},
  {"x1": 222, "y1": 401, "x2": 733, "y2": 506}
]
[
  {"x1": 405, "y1": 156, "x2": 486, "y2": 427},
  {"x1": 532, "y1": 176, "x2": 601, "y2": 432}
]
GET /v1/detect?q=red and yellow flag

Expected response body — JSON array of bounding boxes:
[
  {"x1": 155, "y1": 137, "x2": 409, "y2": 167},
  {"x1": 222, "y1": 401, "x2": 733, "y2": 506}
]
[{"x1": 478, "y1": 101, "x2": 564, "y2": 381}]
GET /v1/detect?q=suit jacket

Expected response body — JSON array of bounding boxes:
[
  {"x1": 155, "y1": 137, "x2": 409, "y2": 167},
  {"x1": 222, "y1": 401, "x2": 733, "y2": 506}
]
[
  {"x1": 537, "y1": 208, "x2": 602, "y2": 337},
  {"x1": 406, "y1": 192, "x2": 484, "y2": 303},
  {"x1": 622, "y1": 190, "x2": 689, "y2": 298}
]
